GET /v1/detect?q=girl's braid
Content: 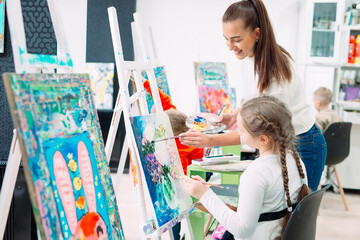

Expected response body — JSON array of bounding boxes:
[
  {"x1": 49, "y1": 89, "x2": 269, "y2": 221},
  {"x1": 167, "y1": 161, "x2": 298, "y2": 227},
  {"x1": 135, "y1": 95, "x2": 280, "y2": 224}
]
[
  {"x1": 279, "y1": 139, "x2": 292, "y2": 209},
  {"x1": 290, "y1": 145, "x2": 306, "y2": 180}
]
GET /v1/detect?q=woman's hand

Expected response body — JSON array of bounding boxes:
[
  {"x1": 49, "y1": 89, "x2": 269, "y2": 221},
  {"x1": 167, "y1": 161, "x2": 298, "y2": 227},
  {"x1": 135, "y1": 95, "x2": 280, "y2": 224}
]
[
  {"x1": 179, "y1": 129, "x2": 212, "y2": 148},
  {"x1": 182, "y1": 175, "x2": 209, "y2": 199},
  {"x1": 219, "y1": 110, "x2": 238, "y2": 129}
]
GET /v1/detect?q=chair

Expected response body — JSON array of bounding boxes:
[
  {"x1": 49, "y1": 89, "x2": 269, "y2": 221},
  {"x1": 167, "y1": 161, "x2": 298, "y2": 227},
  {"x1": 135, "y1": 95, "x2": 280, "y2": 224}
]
[
  {"x1": 282, "y1": 184, "x2": 331, "y2": 240},
  {"x1": 323, "y1": 122, "x2": 352, "y2": 211}
]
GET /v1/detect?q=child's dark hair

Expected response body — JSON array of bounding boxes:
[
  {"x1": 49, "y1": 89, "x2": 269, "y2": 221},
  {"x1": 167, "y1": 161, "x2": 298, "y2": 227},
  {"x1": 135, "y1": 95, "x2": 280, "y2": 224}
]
[
  {"x1": 222, "y1": 0, "x2": 293, "y2": 93},
  {"x1": 165, "y1": 109, "x2": 189, "y2": 136},
  {"x1": 239, "y1": 95, "x2": 310, "y2": 239}
]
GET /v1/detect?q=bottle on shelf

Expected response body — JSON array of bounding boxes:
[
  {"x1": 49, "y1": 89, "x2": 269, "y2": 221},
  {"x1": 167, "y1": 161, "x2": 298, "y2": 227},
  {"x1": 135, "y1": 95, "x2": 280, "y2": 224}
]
[
  {"x1": 348, "y1": 35, "x2": 356, "y2": 63},
  {"x1": 351, "y1": 4, "x2": 359, "y2": 25}
]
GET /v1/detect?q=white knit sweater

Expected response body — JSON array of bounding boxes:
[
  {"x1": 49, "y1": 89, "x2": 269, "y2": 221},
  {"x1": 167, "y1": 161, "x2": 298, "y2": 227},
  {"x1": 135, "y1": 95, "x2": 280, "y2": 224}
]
[{"x1": 239, "y1": 57, "x2": 314, "y2": 135}]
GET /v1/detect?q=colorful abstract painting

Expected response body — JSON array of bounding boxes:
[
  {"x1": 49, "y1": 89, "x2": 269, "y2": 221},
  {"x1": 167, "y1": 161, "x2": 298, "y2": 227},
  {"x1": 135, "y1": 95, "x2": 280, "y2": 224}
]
[
  {"x1": 0, "y1": 0, "x2": 4, "y2": 53},
  {"x1": 142, "y1": 66, "x2": 172, "y2": 113},
  {"x1": 194, "y1": 62, "x2": 228, "y2": 87},
  {"x1": 3, "y1": 73, "x2": 124, "y2": 240},
  {"x1": 85, "y1": 62, "x2": 114, "y2": 110},
  {"x1": 198, "y1": 85, "x2": 237, "y2": 114},
  {"x1": 130, "y1": 113, "x2": 193, "y2": 229},
  {"x1": 6, "y1": 0, "x2": 73, "y2": 72}
]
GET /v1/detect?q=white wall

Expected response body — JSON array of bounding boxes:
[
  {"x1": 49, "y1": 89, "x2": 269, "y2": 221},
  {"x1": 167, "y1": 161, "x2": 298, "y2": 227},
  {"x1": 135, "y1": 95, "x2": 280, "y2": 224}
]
[
  {"x1": 136, "y1": 0, "x2": 301, "y2": 115},
  {"x1": 57, "y1": 0, "x2": 302, "y2": 115}
]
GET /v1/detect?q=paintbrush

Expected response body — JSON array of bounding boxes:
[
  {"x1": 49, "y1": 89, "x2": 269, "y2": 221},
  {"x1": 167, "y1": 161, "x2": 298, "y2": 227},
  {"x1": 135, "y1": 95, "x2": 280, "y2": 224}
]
[
  {"x1": 178, "y1": 176, "x2": 225, "y2": 189},
  {"x1": 217, "y1": 104, "x2": 226, "y2": 117},
  {"x1": 205, "y1": 182, "x2": 224, "y2": 189},
  {"x1": 152, "y1": 135, "x2": 180, "y2": 143}
]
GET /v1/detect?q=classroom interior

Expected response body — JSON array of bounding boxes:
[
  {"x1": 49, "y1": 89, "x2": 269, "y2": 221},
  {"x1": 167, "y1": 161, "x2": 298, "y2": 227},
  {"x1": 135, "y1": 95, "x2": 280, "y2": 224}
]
[{"x1": 1, "y1": 0, "x2": 360, "y2": 239}]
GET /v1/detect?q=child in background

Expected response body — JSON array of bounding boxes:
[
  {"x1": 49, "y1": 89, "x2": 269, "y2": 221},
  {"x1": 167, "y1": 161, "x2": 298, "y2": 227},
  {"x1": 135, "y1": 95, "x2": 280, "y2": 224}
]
[
  {"x1": 313, "y1": 87, "x2": 342, "y2": 133},
  {"x1": 183, "y1": 95, "x2": 310, "y2": 240}
]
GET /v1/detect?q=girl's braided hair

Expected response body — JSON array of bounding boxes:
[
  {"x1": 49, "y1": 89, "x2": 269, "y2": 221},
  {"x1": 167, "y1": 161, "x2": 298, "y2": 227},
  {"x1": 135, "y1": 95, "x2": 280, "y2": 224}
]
[{"x1": 239, "y1": 95, "x2": 310, "y2": 239}]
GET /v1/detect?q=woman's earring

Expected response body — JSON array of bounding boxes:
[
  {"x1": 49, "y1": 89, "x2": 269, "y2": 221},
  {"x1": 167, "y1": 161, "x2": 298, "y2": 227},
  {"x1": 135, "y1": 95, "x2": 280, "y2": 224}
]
[{"x1": 255, "y1": 39, "x2": 259, "y2": 43}]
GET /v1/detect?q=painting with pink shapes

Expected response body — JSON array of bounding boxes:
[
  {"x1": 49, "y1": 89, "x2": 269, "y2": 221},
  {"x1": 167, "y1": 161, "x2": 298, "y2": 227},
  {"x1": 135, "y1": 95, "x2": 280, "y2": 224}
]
[
  {"x1": 3, "y1": 73, "x2": 124, "y2": 239},
  {"x1": 198, "y1": 85, "x2": 236, "y2": 115}
]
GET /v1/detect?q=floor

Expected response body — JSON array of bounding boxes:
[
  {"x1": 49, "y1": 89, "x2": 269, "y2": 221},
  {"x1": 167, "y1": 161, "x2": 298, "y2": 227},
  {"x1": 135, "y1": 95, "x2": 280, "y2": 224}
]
[{"x1": 114, "y1": 173, "x2": 360, "y2": 240}]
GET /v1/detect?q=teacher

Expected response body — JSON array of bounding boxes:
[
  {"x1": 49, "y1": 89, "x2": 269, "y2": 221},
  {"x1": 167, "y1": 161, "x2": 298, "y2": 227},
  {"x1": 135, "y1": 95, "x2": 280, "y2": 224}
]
[{"x1": 180, "y1": 0, "x2": 326, "y2": 192}]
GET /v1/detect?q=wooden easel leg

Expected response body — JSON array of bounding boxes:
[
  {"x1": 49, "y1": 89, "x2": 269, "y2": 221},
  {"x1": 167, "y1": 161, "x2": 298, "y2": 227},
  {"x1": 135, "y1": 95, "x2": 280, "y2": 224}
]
[
  {"x1": 334, "y1": 168, "x2": 349, "y2": 211},
  {"x1": 113, "y1": 136, "x2": 129, "y2": 193},
  {"x1": 204, "y1": 214, "x2": 214, "y2": 238},
  {"x1": 0, "y1": 130, "x2": 22, "y2": 239}
]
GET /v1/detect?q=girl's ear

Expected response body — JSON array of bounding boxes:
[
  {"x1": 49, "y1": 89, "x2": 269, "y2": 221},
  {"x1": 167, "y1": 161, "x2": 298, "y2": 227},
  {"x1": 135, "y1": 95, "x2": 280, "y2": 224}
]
[{"x1": 259, "y1": 134, "x2": 269, "y2": 145}]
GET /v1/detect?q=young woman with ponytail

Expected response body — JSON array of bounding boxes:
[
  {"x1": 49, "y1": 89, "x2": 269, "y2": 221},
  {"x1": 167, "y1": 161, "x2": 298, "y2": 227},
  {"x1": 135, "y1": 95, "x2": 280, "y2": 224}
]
[
  {"x1": 183, "y1": 95, "x2": 310, "y2": 239},
  {"x1": 180, "y1": 0, "x2": 326, "y2": 192}
]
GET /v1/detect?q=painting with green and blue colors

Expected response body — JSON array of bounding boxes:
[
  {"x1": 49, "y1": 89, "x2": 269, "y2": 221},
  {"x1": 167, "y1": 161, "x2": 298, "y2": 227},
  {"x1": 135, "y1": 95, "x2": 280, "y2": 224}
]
[
  {"x1": 142, "y1": 66, "x2": 172, "y2": 113},
  {"x1": 3, "y1": 73, "x2": 124, "y2": 240},
  {"x1": 0, "y1": 0, "x2": 4, "y2": 53},
  {"x1": 130, "y1": 113, "x2": 193, "y2": 228},
  {"x1": 194, "y1": 61, "x2": 228, "y2": 87}
]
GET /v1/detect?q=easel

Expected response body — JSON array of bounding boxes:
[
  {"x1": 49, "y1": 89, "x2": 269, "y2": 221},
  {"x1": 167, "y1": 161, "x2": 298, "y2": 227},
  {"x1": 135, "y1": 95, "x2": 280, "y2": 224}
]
[
  {"x1": 132, "y1": 12, "x2": 160, "y2": 65},
  {"x1": 106, "y1": 12, "x2": 164, "y2": 190},
  {"x1": 107, "y1": 7, "x2": 194, "y2": 239},
  {"x1": 0, "y1": 0, "x2": 73, "y2": 238}
]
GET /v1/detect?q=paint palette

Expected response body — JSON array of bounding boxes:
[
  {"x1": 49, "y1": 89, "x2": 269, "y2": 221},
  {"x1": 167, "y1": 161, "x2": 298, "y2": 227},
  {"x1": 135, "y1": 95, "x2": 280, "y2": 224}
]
[{"x1": 186, "y1": 113, "x2": 226, "y2": 133}]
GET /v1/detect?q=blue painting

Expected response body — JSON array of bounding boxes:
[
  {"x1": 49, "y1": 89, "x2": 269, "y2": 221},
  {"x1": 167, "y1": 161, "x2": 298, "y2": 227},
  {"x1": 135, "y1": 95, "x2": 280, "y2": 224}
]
[
  {"x1": 3, "y1": 73, "x2": 124, "y2": 239},
  {"x1": 130, "y1": 113, "x2": 193, "y2": 228},
  {"x1": 142, "y1": 66, "x2": 172, "y2": 113}
]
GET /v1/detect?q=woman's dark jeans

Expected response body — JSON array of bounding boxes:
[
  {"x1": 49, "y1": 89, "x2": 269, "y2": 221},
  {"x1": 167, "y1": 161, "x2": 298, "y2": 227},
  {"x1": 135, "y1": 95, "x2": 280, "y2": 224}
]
[{"x1": 295, "y1": 124, "x2": 327, "y2": 191}]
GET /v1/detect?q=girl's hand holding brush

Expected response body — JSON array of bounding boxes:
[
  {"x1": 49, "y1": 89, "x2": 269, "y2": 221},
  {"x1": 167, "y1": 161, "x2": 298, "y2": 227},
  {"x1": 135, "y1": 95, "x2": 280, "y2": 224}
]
[{"x1": 182, "y1": 175, "x2": 210, "y2": 199}]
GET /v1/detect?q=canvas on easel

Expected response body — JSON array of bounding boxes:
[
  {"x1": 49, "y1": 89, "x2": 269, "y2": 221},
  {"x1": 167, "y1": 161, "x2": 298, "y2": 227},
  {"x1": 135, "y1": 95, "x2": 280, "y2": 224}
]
[
  {"x1": 84, "y1": 62, "x2": 115, "y2": 110},
  {"x1": 6, "y1": 0, "x2": 73, "y2": 73},
  {"x1": 194, "y1": 61, "x2": 228, "y2": 87},
  {"x1": 3, "y1": 73, "x2": 124, "y2": 239},
  {"x1": 194, "y1": 61, "x2": 237, "y2": 131},
  {"x1": 107, "y1": 7, "x2": 195, "y2": 238},
  {"x1": 198, "y1": 84, "x2": 237, "y2": 114},
  {"x1": 130, "y1": 113, "x2": 194, "y2": 230},
  {"x1": 141, "y1": 66, "x2": 172, "y2": 113},
  {"x1": 1, "y1": 0, "x2": 76, "y2": 238}
]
